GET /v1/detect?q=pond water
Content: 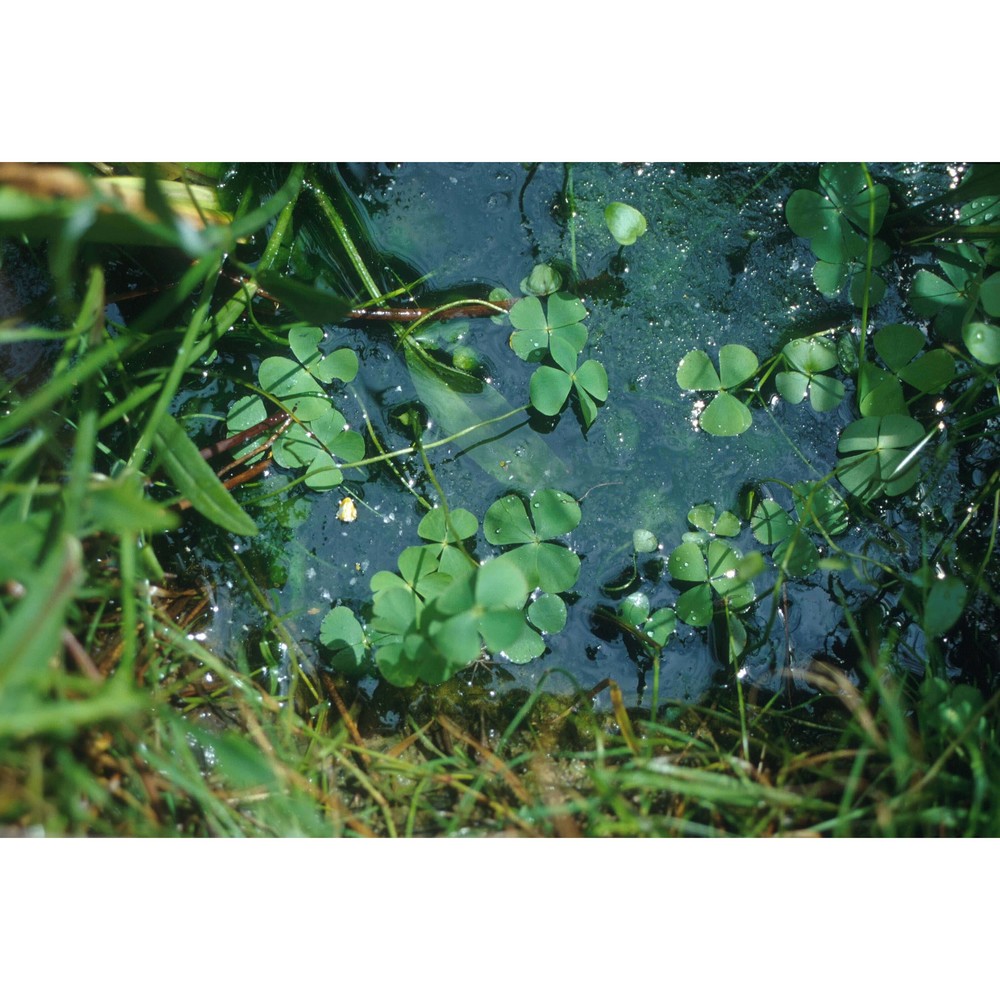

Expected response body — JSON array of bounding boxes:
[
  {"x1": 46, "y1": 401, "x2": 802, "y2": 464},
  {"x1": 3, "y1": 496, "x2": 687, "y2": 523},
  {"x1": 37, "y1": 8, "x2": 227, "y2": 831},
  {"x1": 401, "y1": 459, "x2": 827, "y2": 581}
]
[{"x1": 176, "y1": 162, "x2": 966, "y2": 712}]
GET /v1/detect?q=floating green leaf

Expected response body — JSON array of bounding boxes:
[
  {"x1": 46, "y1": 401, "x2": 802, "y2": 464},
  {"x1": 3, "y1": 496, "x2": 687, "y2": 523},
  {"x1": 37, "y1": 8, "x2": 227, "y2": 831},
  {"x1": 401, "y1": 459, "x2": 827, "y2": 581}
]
[
  {"x1": 257, "y1": 355, "x2": 329, "y2": 421},
  {"x1": 271, "y1": 407, "x2": 365, "y2": 491},
  {"x1": 981, "y1": 272, "x2": 1000, "y2": 317},
  {"x1": 873, "y1": 324, "x2": 924, "y2": 372},
  {"x1": 849, "y1": 271, "x2": 887, "y2": 309},
  {"x1": 857, "y1": 362, "x2": 907, "y2": 417},
  {"x1": 909, "y1": 243, "x2": 983, "y2": 338},
  {"x1": 418, "y1": 507, "x2": 478, "y2": 544},
  {"x1": 643, "y1": 607, "x2": 678, "y2": 646},
  {"x1": 484, "y1": 490, "x2": 581, "y2": 593},
  {"x1": 529, "y1": 351, "x2": 608, "y2": 429},
  {"x1": 227, "y1": 394, "x2": 267, "y2": 434},
  {"x1": 750, "y1": 499, "x2": 819, "y2": 577},
  {"x1": 963, "y1": 322, "x2": 1000, "y2": 366},
  {"x1": 509, "y1": 292, "x2": 588, "y2": 363},
  {"x1": 910, "y1": 269, "x2": 961, "y2": 316},
  {"x1": 430, "y1": 558, "x2": 530, "y2": 666},
  {"x1": 371, "y1": 544, "x2": 458, "y2": 604},
  {"x1": 667, "y1": 538, "x2": 755, "y2": 627},
  {"x1": 896, "y1": 351, "x2": 955, "y2": 393},
  {"x1": 499, "y1": 621, "x2": 547, "y2": 665},
  {"x1": 700, "y1": 391, "x2": 753, "y2": 436},
  {"x1": 786, "y1": 164, "x2": 889, "y2": 300},
  {"x1": 836, "y1": 414, "x2": 926, "y2": 500},
  {"x1": 677, "y1": 344, "x2": 758, "y2": 436},
  {"x1": 750, "y1": 500, "x2": 794, "y2": 545},
  {"x1": 718, "y1": 344, "x2": 759, "y2": 387},
  {"x1": 319, "y1": 606, "x2": 369, "y2": 676},
  {"x1": 469, "y1": 580, "x2": 564, "y2": 666},
  {"x1": 786, "y1": 164, "x2": 888, "y2": 264},
  {"x1": 619, "y1": 593, "x2": 676, "y2": 647},
  {"x1": 632, "y1": 528, "x2": 658, "y2": 553},
  {"x1": 687, "y1": 504, "x2": 741, "y2": 537},
  {"x1": 813, "y1": 260, "x2": 850, "y2": 296},
  {"x1": 777, "y1": 336, "x2": 845, "y2": 412},
  {"x1": 620, "y1": 591, "x2": 651, "y2": 627},
  {"x1": 529, "y1": 365, "x2": 573, "y2": 416},
  {"x1": 923, "y1": 576, "x2": 968, "y2": 637},
  {"x1": 676, "y1": 350, "x2": 721, "y2": 391},
  {"x1": 605, "y1": 202, "x2": 648, "y2": 246},
  {"x1": 416, "y1": 507, "x2": 478, "y2": 574},
  {"x1": 526, "y1": 593, "x2": 567, "y2": 634},
  {"x1": 791, "y1": 481, "x2": 849, "y2": 537},
  {"x1": 874, "y1": 324, "x2": 955, "y2": 394},
  {"x1": 498, "y1": 592, "x2": 567, "y2": 663},
  {"x1": 289, "y1": 326, "x2": 359, "y2": 384}
]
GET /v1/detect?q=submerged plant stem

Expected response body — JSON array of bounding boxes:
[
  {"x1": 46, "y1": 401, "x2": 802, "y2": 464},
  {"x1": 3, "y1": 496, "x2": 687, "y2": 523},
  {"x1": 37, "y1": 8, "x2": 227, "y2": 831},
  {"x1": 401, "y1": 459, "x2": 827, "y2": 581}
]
[{"x1": 858, "y1": 162, "x2": 878, "y2": 354}]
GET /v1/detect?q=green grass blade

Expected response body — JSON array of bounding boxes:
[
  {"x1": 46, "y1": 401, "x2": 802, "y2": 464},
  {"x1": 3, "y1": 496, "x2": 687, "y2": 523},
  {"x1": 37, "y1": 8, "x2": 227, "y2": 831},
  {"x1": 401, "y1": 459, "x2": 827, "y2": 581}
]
[
  {"x1": 0, "y1": 534, "x2": 82, "y2": 693},
  {"x1": 152, "y1": 414, "x2": 258, "y2": 536}
]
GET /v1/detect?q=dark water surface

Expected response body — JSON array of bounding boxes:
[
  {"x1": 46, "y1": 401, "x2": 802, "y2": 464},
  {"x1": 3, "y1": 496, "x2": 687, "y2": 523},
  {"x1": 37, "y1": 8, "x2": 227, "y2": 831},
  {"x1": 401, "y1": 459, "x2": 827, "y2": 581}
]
[{"x1": 182, "y1": 163, "x2": 958, "y2": 711}]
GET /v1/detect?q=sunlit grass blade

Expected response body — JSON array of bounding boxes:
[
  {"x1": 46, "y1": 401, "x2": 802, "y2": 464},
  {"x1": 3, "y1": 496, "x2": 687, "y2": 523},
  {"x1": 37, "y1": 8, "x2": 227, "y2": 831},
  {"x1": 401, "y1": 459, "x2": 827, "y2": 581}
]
[{"x1": 152, "y1": 413, "x2": 257, "y2": 536}]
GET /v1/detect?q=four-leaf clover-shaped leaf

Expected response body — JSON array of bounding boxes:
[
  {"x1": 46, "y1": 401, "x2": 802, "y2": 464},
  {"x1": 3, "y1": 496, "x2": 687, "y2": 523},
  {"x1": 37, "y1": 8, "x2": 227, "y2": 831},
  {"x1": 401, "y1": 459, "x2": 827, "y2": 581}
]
[
  {"x1": 786, "y1": 164, "x2": 889, "y2": 264},
  {"x1": 836, "y1": 414, "x2": 926, "y2": 501},
  {"x1": 417, "y1": 506, "x2": 478, "y2": 576},
  {"x1": 227, "y1": 330, "x2": 363, "y2": 493},
  {"x1": 427, "y1": 558, "x2": 530, "y2": 669},
  {"x1": 484, "y1": 489, "x2": 582, "y2": 592},
  {"x1": 786, "y1": 164, "x2": 891, "y2": 305},
  {"x1": 509, "y1": 292, "x2": 588, "y2": 362},
  {"x1": 667, "y1": 537, "x2": 756, "y2": 627}
]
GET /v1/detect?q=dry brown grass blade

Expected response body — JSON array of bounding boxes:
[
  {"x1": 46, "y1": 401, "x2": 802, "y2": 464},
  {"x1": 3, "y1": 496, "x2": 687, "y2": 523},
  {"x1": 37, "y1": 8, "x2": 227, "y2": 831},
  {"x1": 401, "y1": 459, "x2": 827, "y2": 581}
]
[
  {"x1": 609, "y1": 680, "x2": 641, "y2": 755},
  {"x1": 0, "y1": 163, "x2": 229, "y2": 231},
  {"x1": 436, "y1": 714, "x2": 533, "y2": 806},
  {"x1": 790, "y1": 661, "x2": 887, "y2": 752},
  {"x1": 319, "y1": 672, "x2": 366, "y2": 753},
  {"x1": 386, "y1": 720, "x2": 434, "y2": 759}
]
